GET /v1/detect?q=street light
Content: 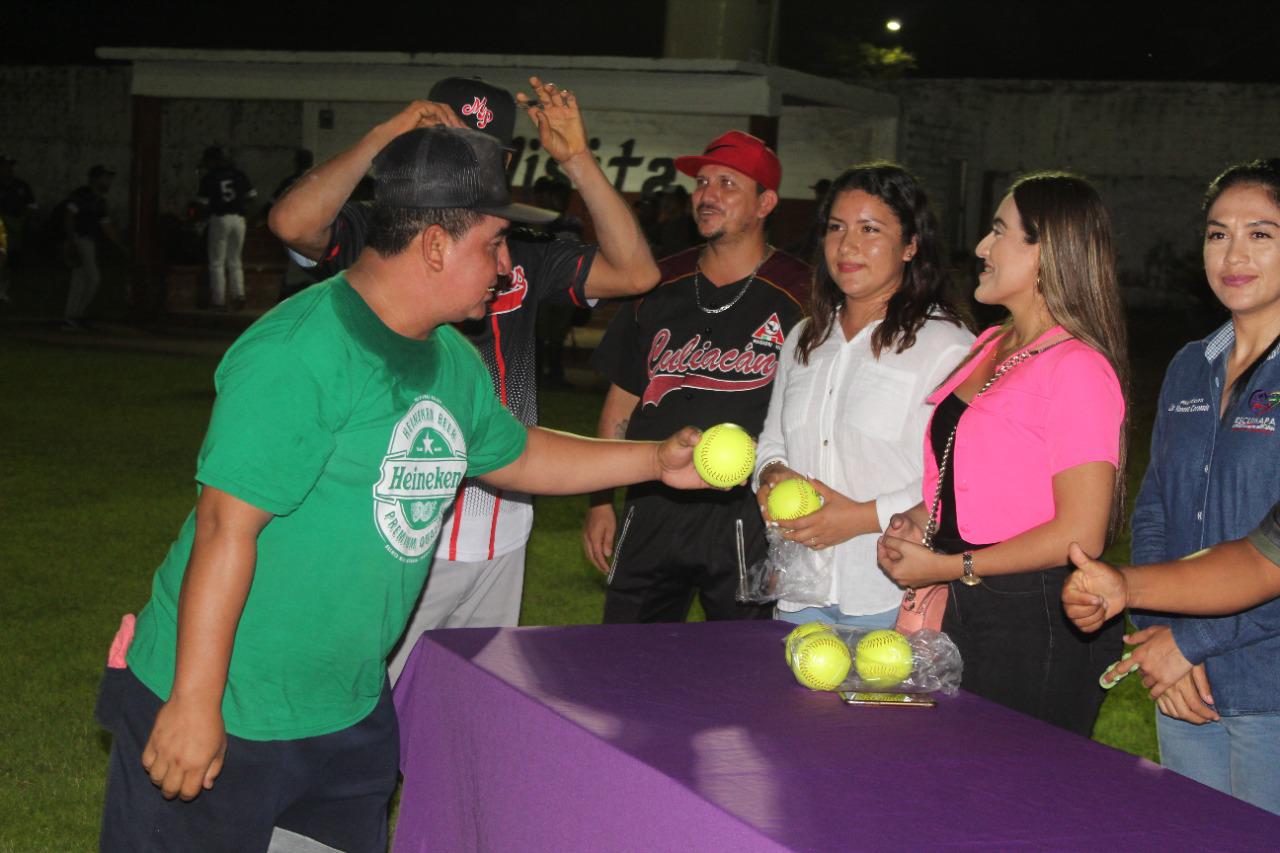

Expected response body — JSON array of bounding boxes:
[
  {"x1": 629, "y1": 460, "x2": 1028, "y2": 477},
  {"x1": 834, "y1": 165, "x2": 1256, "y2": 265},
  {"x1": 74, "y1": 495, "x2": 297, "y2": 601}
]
[{"x1": 886, "y1": 19, "x2": 902, "y2": 32}]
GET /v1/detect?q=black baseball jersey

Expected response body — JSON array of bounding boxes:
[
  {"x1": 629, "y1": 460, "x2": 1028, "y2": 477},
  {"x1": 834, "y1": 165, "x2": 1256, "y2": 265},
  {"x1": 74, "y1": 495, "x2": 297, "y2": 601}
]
[
  {"x1": 64, "y1": 186, "x2": 110, "y2": 238},
  {"x1": 317, "y1": 201, "x2": 598, "y2": 562},
  {"x1": 197, "y1": 167, "x2": 256, "y2": 216},
  {"x1": 593, "y1": 246, "x2": 810, "y2": 442}
]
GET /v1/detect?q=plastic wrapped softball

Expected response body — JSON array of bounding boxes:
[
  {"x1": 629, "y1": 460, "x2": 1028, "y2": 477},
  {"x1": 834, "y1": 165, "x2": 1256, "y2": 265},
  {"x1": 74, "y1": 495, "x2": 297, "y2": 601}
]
[
  {"x1": 783, "y1": 621, "x2": 835, "y2": 665},
  {"x1": 767, "y1": 477, "x2": 823, "y2": 520},
  {"x1": 854, "y1": 629, "x2": 914, "y2": 689},
  {"x1": 692, "y1": 423, "x2": 756, "y2": 488},
  {"x1": 790, "y1": 632, "x2": 852, "y2": 691}
]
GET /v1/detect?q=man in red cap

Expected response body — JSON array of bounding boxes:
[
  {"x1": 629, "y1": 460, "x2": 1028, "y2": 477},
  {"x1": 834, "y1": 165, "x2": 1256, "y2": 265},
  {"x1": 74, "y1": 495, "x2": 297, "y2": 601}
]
[{"x1": 584, "y1": 130, "x2": 811, "y2": 623}]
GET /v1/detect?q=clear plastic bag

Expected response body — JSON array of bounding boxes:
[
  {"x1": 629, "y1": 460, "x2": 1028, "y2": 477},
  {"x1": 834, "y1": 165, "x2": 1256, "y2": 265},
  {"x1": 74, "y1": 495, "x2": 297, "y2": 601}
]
[
  {"x1": 737, "y1": 526, "x2": 830, "y2": 606},
  {"x1": 784, "y1": 624, "x2": 963, "y2": 696}
]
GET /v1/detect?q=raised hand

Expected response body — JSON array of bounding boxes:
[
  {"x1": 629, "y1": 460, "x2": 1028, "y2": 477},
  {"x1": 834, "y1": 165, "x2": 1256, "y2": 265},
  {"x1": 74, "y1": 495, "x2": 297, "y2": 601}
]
[{"x1": 515, "y1": 76, "x2": 588, "y2": 165}]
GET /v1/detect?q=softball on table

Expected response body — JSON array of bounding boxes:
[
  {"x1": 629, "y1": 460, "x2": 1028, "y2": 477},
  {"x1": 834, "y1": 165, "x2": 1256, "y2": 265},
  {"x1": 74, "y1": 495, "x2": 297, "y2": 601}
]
[
  {"x1": 784, "y1": 621, "x2": 835, "y2": 666},
  {"x1": 767, "y1": 477, "x2": 822, "y2": 520},
  {"x1": 854, "y1": 629, "x2": 914, "y2": 689},
  {"x1": 692, "y1": 423, "x2": 756, "y2": 488},
  {"x1": 790, "y1": 632, "x2": 852, "y2": 691}
]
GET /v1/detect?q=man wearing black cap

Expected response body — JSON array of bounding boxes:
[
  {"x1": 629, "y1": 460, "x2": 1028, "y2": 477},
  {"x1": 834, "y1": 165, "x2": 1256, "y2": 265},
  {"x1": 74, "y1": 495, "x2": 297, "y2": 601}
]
[
  {"x1": 61, "y1": 164, "x2": 122, "y2": 330},
  {"x1": 270, "y1": 77, "x2": 659, "y2": 671},
  {"x1": 98, "y1": 125, "x2": 706, "y2": 852},
  {"x1": 585, "y1": 130, "x2": 811, "y2": 624}
]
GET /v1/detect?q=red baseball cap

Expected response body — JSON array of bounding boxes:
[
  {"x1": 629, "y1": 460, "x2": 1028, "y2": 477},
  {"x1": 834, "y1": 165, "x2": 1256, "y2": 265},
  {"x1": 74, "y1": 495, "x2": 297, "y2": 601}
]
[{"x1": 674, "y1": 131, "x2": 781, "y2": 192}]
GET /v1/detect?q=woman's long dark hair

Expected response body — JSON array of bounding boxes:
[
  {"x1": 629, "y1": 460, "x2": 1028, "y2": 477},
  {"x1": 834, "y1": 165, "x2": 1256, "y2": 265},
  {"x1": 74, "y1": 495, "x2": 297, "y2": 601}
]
[{"x1": 795, "y1": 162, "x2": 965, "y2": 365}]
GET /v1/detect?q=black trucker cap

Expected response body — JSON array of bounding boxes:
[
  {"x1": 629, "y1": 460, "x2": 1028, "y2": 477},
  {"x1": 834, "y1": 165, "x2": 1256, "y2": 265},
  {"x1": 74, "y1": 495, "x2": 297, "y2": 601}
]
[{"x1": 372, "y1": 127, "x2": 556, "y2": 225}]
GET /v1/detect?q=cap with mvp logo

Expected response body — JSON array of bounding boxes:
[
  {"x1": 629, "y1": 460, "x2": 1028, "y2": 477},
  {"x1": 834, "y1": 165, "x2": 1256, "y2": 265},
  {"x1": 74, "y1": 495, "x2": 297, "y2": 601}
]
[
  {"x1": 429, "y1": 77, "x2": 518, "y2": 150},
  {"x1": 372, "y1": 127, "x2": 556, "y2": 225}
]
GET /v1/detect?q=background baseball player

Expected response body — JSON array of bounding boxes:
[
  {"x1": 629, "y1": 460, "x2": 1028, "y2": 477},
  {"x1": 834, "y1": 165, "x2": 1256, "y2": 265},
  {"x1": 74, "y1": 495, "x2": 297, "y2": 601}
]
[{"x1": 195, "y1": 146, "x2": 257, "y2": 311}]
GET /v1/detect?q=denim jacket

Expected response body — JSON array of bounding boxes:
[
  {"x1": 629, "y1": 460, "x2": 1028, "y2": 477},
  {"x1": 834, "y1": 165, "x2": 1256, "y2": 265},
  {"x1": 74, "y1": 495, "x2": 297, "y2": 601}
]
[{"x1": 1130, "y1": 322, "x2": 1280, "y2": 714}]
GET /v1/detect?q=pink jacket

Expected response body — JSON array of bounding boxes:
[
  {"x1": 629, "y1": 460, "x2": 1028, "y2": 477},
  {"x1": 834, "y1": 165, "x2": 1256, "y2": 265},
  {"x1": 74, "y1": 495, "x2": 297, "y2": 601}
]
[{"x1": 923, "y1": 326, "x2": 1124, "y2": 545}]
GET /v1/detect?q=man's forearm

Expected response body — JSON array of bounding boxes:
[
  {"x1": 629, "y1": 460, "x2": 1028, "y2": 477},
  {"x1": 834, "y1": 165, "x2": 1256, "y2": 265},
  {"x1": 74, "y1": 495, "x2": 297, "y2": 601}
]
[
  {"x1": 269, "y1": 101, "x2": 462, "y2": 259},
  {"x1": 267, "y1": 129, "x2": 386, "y2": 259},
  {"x1": 485, "y1": 427, "x2": 663, "y2": 495},
  {"x1": 170, "y1": 489, "x2": 270, "y2": 707},
  {"x1": 589, "y1": 384, "x2": 637, "y2": 505},
  {"x1": 562, "y1": 150, "x2": 659, "y2": 297},
  {"x1": 1126, "y1": 539, "x2": 1280, "y2": 616}
]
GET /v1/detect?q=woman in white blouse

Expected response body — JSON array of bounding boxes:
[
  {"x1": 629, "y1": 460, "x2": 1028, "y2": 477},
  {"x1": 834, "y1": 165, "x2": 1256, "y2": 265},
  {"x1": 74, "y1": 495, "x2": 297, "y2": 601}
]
[{"x1": 755, "y1": 163, "x2": 973, "y2": 628}]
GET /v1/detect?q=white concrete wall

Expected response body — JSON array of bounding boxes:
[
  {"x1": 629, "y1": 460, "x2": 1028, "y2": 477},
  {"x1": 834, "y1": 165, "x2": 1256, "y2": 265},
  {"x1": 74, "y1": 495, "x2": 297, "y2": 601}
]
[
  {"x1": 7, "y1": 61, "x2": 1279, "y2": 302},
  {"x1": 302, "y1": 101, "x2": 882, "y2": 198}
]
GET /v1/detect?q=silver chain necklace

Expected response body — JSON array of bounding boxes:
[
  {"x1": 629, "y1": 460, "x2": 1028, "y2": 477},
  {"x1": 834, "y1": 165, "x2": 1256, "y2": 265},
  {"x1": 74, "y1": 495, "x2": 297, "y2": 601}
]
[{"x1": 694, "y1": 245, "x2": 772, "y2": 314}]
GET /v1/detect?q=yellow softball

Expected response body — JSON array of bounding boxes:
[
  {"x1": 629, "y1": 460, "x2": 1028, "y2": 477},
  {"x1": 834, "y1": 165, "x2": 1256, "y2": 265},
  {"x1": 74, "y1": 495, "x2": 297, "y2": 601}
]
[
  {"x1": 693, "y1": 423, "x2": 756, "y2": 489},
  {"x1": 790, "y1": 632, "x2": 852, "y2": 691},
  {"x1": 854, "y1": 629, "x2": 914, "y2": 689},
  {"x1": 784, "y1": 621, "x2": 835, "y2": 666},
  {"x1": 767, "y1": 477, "x2": 822, "y2": 521}
]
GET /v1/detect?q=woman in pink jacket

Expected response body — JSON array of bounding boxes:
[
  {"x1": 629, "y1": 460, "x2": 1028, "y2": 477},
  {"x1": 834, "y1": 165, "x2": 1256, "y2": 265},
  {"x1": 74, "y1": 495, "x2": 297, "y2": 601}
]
[{"x1": 878, "y1": 172, "x2": 1128, "y2": 735}]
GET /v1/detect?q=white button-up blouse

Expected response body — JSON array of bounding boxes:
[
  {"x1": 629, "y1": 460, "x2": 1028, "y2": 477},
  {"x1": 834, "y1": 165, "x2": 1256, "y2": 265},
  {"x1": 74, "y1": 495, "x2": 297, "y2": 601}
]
[{"x1": 755, "y1": 314, "x2": 974, "y2": 615}]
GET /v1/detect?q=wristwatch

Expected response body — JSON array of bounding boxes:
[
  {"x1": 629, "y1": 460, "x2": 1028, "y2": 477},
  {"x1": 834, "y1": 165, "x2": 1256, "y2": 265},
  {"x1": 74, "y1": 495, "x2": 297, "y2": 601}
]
[{"x1": 960, "y1": 551, "x2": 981, "y2": 586}]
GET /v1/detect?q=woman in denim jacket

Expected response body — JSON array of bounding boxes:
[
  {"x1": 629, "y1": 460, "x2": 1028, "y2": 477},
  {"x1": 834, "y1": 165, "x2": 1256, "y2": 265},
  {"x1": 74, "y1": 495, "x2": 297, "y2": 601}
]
[{"x1": 1128, "y1": 160, "x2": 1280, "y2": 814}]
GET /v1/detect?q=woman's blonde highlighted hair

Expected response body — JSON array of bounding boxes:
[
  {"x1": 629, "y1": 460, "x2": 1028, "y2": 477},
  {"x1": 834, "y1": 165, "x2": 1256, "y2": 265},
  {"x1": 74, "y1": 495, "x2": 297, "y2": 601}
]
[{"x1": 1010, "y1": 172, "x2": 1130, "y2": 540}]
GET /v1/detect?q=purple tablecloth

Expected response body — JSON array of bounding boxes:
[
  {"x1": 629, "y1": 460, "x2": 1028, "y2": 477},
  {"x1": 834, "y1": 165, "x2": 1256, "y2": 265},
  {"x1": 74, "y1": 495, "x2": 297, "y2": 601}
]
[{"x1": 392, "y1": 620, "x2": 1280, "y2": 852}]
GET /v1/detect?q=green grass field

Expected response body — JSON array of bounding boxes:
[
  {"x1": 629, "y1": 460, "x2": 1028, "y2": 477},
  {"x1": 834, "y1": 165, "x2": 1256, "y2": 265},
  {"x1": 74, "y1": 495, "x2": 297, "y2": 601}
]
[{"x1": 0, "y1": 306, "x2": 1217, "y2": 849}]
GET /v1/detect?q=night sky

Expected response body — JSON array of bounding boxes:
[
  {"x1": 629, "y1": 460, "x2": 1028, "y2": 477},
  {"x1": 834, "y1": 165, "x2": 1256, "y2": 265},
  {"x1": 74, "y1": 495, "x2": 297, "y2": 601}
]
[{"x1": 8, "y1": 0, "x2": 1280, "y2": 83}]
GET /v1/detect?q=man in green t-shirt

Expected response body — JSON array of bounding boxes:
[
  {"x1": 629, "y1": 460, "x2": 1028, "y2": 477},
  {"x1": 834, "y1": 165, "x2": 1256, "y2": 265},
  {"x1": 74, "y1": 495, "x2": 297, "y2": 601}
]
[{"x1": 98, "y1": 125, "x2": 713, "y2": 853}]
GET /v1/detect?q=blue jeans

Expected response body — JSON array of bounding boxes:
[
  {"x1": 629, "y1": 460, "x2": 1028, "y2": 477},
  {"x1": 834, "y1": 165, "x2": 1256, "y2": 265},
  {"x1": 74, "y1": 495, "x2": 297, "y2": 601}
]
[
  {"x1": 1157, "y1": 710, "x2": 1280, "y2": 815},
  {"x1": 775, "y1": 604, "x2": 897, "y2": 630}
]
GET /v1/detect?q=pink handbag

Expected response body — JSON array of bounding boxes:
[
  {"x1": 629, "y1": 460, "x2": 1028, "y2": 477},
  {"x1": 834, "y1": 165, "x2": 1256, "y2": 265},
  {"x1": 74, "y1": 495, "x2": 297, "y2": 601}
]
[{"x1": 894, "y1": 584, "x2": 947, "y2": 634}]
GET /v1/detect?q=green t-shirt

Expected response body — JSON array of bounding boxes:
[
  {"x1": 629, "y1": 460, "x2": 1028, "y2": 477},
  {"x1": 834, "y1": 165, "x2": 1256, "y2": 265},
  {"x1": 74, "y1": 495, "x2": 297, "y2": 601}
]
[{"x1": 127, "y1": 275, "x2": 527, "y2": 740}]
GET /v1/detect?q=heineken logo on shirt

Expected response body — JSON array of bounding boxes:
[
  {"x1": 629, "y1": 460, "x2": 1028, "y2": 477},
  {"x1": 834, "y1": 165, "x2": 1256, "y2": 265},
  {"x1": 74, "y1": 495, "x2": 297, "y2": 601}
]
[{"x1": 374, "y1": 397, "x2": 468, "y2": 561}]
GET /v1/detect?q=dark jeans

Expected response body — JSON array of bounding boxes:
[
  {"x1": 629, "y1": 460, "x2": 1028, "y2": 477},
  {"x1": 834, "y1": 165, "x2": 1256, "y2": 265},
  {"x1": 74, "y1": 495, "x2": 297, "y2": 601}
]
[
  {"x1": 97, "y1": 667, "x2": 398, "y2": 853},
  {"x1": 942, "y1": 566, "x2": 1123, "y2": 736}
]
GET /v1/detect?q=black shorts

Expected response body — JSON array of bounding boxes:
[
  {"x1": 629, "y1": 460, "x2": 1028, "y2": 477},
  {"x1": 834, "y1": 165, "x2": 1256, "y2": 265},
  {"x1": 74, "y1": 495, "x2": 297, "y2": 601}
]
[
  {"x1": 96, "y1": 667, "x2": 398, "y2": 853},
  {"x1": 603, "y1": 486, "x2": 773, "y2": 624}
]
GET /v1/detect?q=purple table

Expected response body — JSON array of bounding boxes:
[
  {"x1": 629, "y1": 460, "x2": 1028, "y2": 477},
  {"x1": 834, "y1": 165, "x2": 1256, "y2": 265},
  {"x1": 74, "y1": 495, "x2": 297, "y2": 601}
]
[{"x1": 393, "y1": 621, "x2": 1279, "y2": 852}]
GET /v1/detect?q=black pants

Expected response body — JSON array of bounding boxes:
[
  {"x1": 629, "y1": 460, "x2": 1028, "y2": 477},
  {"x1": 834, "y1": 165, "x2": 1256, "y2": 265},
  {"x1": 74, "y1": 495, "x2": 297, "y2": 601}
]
[
  {"x1": 97, "y1": 667, "x2": 398, "y2": 853},
  {"x1": 604, "y1": 486, "x2": 773, "y2": 624},
  {"x1": 942, "y1": 566, "x2": 1123, "y2": 736}
]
